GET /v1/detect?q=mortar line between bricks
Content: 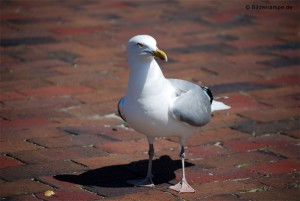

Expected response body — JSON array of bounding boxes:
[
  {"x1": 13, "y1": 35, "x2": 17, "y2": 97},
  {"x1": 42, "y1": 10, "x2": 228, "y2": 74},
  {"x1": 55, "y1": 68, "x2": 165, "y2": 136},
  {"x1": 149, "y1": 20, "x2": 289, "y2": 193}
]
[
  {"x1": 4, "y1": 153, "x2": 29, "y2": 165},
  {"x1": 32, "y1": 178, "x2": 59, "y2": 190},
  {"x1": 81, "y1": 186, "x2": 107, "y2": 198},
  {"x1": 25, "y1": 139, "x2": 48, "y2": 149},
  {"x1": 80, "y1": 186, "x2": 105, "y2": 199},
  {"x1": 279, "y1": 131, "x2": 300, "y2": 140},
  {"x1": 69, "y1": 159, "x2": 89, "y2": 168},
  {"x1": 32, "y1": 193, "x2": 47, "y2": 201},
  {"x1": 156, "y1": 187, "x2": 185, "y2": 200}
]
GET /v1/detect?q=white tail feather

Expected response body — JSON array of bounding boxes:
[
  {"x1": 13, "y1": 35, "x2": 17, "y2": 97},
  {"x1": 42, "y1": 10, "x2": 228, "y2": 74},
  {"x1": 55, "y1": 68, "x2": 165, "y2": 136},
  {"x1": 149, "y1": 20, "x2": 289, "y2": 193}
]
[{"x1": 211, "y1": 100, "x2": 230, "y2": 112}]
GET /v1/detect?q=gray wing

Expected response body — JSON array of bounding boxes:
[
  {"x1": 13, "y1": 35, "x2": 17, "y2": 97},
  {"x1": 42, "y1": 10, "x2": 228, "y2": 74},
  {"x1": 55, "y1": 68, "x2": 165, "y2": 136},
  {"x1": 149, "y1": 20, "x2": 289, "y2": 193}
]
[{"x1": 168, "y1": 79, "x2": 211, "y2": 127}]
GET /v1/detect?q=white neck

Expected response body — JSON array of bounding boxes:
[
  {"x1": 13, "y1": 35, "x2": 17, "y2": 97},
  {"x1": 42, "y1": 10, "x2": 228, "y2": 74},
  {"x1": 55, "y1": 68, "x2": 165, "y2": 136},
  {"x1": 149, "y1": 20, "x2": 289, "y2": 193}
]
[{"x1": 125, "y1": 58, "x2": 165, "y2": 100}]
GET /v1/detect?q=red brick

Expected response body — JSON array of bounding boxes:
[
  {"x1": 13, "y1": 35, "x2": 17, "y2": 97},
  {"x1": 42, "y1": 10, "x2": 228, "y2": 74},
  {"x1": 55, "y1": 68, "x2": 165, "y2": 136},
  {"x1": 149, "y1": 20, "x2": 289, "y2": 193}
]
[
  {"x1": 187, "y1": 145, "x2": 233, "y2": 159},
  {"x1": 203, "y1": 113, "x2": 242, "y2": 131},
  {"x1": 4, "y1": 96, "x2": 82, "y2": 110},
  {"x1": 194, "y1": 151, "x2": 281, "y2": 169},
  {"x1": 104, "y1": 190, "x2": 176, "y2": 201},
  {"x1": 0, "y1": 179, "x2": 51, "y2": 198},
  {"x1": 250, "y1": 84, "x2": 298, "y2": 101},
  {"x1": 224, "y1": 139, "x2": 267, "y2": 152},
  {"x1": 224, "y1": 93, "x2": 271, "y2": 113},
  {"x1": 73, "y1": 91, "x2": 122, "y2": 104},
  {"x1": 100, "y1": 127, "x2": 144, "y2": 141},
  {"x1": 35, "y1": 189, "x2": 101, "y2": 201},
  {"x1": 267, "y1": 144, "x2": 300, "y2": 158},
  {"x1": 5, "y1": 194, "x2": 43, "y2": 201},
  {"x1": 176, "y1": 167, "x2": 256, "y2": 184},
  {"x1": 253, "y1": 66, "x2": 299, "y2": 80},
  {"x1": 256, "y1": 173, "x2": 299, "y2": 189},
  {"x1": 230, "y1": 38, "x2": 283, "y2": 49},
  {"x1": 63, "y1": 100, "x2": 118, "y2": 117},
  {"x1": 261, "y1": 75, "x2": 300, "y2": 86},
  {"x1": 0, "y1": 118, "x2": 50, "y2": 130},
  {"x1": 54, "y1": 117, "x2": 122, "y2": 127},
  {"x1": 240, "y1": 108, "x2": 300, "y2": 122},
  {"x1": 259, "y1": 94, "x2": 299, "y2": 109},
  {"x1": 184, "y1": 128, "x2": 248, "y2": 146},
  {"x1": 246, "y1": 159, "x2": 300, "y2": 175},
  {"x1": 0, "y1": 140, "x2": 40, "y2": 153},
  {"x1": 19, "y1": 86, "x2": 94, "y2": 98},
  {"x1": 1, "y1": 125, "x2": 63, "y2": 141},
  {"x1": 240, "y1": 189, "x2": 299, "y2": 201},
  {"x1": 175, "y1": 180, "x2": 264, "y2": 200},
  {"x1": 29, "y1": 134, "x2": 106, "y2": 148},
  {"x1": 201, "y1": 194, "x2": 242, "y2": 201},
  {"x1": 287, "y1": 129, "x2": 300, "y2": 139},
  {"x1": 0, "y1": 155, "x2": 24, "y2": 168},
  {"x1": 11, "y1": 146, "x2": 107, "y2": 164},
  {"x1": 250, "y1": 134, "x2": 298, "y2": 148},
  {"x1": 74, "y1": 153, "x2": 147, "y2": 169},
  {"x1": 96, "y1": 139, "x2": 179, "y2": 154},
  {"x1": 0, "y1": 91, "x2": 26, "y2": 101},
  {"x1": 49, "y1": 26, "x2": 105, "y2": 35},
  {"x1": 0, "y1": 79, "x2": 52, "y2": 93},
  {"x1": 0, "y1": 160, "x2": 87, "y2": 181}
]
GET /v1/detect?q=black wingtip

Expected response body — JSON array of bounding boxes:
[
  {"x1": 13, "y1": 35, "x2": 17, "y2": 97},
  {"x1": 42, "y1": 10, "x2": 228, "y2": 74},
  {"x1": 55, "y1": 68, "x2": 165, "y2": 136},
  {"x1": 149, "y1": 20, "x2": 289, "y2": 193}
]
[{"x1": 201, "y1": 86, "x2": 214, "y2": 104}]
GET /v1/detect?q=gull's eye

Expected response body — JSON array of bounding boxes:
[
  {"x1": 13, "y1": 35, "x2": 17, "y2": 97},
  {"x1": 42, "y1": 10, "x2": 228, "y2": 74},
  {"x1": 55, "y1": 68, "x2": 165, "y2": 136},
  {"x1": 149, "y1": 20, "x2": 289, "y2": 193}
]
[{"x1": 136, "y1": 43, "x2": 144, "y2": 48}]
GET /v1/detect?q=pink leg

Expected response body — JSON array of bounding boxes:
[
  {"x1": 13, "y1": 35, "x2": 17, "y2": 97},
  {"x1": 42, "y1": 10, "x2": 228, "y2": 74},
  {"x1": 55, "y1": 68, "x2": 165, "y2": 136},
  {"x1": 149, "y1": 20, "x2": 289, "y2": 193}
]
[{"x1": 169, "y1": 146, "x2": 195, "y2": 193}]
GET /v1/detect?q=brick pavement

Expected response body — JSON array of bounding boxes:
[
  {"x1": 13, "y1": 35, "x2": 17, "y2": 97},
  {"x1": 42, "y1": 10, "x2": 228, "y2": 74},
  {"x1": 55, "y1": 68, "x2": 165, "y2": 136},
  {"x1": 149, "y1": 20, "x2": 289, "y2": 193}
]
[{"x1": 0, "y1": 0, "x2": 299, "y2": 200}]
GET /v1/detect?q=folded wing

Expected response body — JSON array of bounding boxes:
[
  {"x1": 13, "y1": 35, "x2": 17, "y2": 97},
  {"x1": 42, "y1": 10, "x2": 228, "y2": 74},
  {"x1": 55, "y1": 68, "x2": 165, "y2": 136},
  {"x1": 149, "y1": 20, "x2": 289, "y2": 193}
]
[{"x1": 168, "y1": 79, "x2": 211, "y2": 127}]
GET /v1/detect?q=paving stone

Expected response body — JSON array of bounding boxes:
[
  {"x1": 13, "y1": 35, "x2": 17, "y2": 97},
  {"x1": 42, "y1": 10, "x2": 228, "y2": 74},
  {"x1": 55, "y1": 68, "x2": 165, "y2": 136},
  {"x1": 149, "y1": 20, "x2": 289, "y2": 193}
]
[
  {"x1": 257, "y1": 56, "x2": 299, "y2": 68},
  {"x1": 0, "y1": 139, "x2": 41, "y2": 153},
  {"x1": 201, "y1": 194, "x2": 243, "y2": 201},
  {"x1": 222, "y1": 93, "x2": 271, "y2": 113},
  {"x1": 96, "y1": 139, "x2": 179, "y2": 154},
  {"x1": 175, "y1": 167, "x2": 257, "y2": 184},
  {"x1": 19, "y1": 86, "x2": 95, "y2": 99},
  {"x1": 103, "y1": 190, "x2": 177, "y2": 201},
  {"x1": 239, "y1": 188, "x2": 300, "y2": 201},
  {"x1": 0, "y1": 91, "x2": 26, "y2": 101},
  {"x1": 232, "y1": 118, "x2": 299, "y2": 136},
  {"x1": 0, "y1": 127, "x2": 64, "y2": 141},
  {"x1": 49, "y1": 26, "x2": 105, "y2": 35},
  {"x1": 187, "y1": 145, "x2": 233, "y2": 159},
  {"x1": 0, "y1": 179, "x2": 51, "y2": 198},
  {"x1": 1, "y1": 160, "x2": 87, "y2": 181},
  {"x1": 193, "y1": 151, "x2": 282, "y2": 169},
  {"x1": 0, "y1": 155, "x2": 24, "y2": 168},
  {"x1": 209, "y1": 82, "x2": 274, "y2": 94},
  {"x1": 256, "y1": 173, "x2": 300, "y2": 189},
  {"x1": 0, "y1": 36, "x2": 58, "y2": 47},
  {"x1": 73, "y1": 153, "x2": 147, "y2": 169},
  {"x1": 183, "y1": 128, "x2": 249, "y2": 146},
  {"x1": 224, "y1": 139, "x2": 267, "y2": 152},
  {"x1": 0, "y1": 118, "x2": 51, "y2": 130},
  {"x1": 240, "y1": 108, "x2": 300, "y2": 122},
  {"x1": 28, "y1": 134, "x2": 107, "y2": 148},
  {"x1": 10, "y1": 146, "x2": 107, "y2": 164},
  {"x1": 35, "y1": 189, "x2": 101, "y2": 201},
  {"x1": 171, "y1": 180, "x2": 264, "y2": 201},
  {"x1": 246, "y1": 159, "x2": 300, "y2": 175},
  {"x1": 249, "y1": 85, "x2": 300, "y2": 99}
]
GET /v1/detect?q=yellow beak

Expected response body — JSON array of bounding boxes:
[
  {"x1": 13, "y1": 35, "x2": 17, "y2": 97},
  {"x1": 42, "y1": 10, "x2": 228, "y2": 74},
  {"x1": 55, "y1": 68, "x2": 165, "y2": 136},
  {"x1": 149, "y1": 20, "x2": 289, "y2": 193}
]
[{"x1": 152, "y1": 48, "x2": 168, "y2": 62}]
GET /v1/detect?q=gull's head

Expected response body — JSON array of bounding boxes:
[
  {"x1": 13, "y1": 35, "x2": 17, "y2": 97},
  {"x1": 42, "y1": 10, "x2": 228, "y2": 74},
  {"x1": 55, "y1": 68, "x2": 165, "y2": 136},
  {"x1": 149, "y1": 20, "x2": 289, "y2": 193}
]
[{"x1": 127, "y1": 35, "x2": 168, "y2": 62}]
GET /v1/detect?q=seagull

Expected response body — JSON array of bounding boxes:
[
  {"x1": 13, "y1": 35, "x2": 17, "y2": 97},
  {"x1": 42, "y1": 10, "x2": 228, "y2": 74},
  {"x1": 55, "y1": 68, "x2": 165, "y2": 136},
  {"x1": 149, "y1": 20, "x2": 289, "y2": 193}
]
[{"x1": 118, "y1": 35, "x2": 230, "y2": 193}]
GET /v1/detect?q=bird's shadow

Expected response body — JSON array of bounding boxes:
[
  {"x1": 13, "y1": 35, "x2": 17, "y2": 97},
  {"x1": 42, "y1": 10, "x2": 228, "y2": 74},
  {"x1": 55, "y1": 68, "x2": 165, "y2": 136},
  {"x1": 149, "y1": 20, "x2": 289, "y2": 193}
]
[{"x1": 54, "y1": 155, "x2": 194, "y2": 188}]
